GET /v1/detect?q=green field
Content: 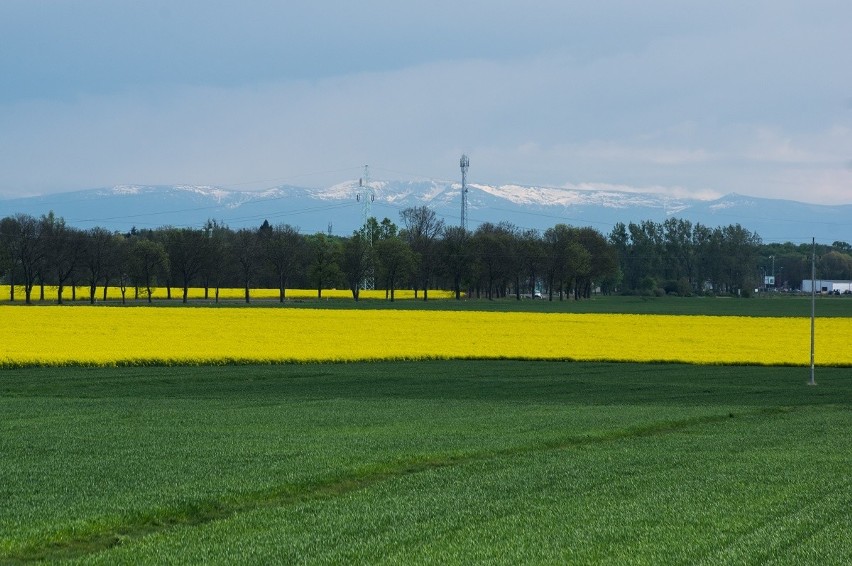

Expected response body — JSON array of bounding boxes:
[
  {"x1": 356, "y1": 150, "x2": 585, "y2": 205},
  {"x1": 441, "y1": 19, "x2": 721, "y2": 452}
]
[
  {"x1": 33, "y1": 292, "x2": 852, "y2": 318},
  {"x1": 289, "y1": 293, "x2": 852, "y2": 317},
  {"x1": 2, "y1": 361, "x2": 850, "y2": 564}
]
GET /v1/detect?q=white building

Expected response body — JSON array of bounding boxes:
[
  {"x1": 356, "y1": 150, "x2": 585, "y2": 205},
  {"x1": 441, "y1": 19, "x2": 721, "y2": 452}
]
[{"x1": 801, "y1": 279, "x2": 852, "y2": 293}]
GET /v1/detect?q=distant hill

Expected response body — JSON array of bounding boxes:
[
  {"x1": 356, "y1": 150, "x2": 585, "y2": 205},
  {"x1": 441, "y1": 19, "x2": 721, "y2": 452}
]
[{"x1": 1, "y1": 182, "x2": 849, "y2": 244}]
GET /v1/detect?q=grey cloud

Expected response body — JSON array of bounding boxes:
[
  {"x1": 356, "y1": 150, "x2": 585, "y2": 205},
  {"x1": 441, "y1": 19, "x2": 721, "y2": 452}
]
[{"x1": 1, "y1": 1, "x2": 851, "y2": 204}]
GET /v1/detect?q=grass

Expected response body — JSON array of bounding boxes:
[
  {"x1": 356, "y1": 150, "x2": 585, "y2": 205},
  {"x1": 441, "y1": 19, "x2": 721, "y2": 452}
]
[
  {"x1": 283, "y1": 292, "x2": 852, "y2": 318},
  {"x1": 1, "y1": 361, "x2": 850, "y2": 563},
  {"x1": 6, "y1": 292, "x2": 852, "y2": 317}
]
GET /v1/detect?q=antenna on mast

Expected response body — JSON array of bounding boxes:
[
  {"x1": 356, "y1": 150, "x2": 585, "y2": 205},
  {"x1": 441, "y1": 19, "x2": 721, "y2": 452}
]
[
  {"x1": 356, "y1": 165, "x2": 375, "y2": 236},
  {"x1": 460, "y1": 154, "x2": 470, "y2": 231},
  {"x1": 355, "y1": 165, "x2": 376, "y2": 290}
]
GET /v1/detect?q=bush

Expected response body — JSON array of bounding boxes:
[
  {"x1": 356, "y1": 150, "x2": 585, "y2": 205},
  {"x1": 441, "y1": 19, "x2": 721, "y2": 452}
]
[{"x1": 639, "y1": 277, "x2": 657, "y2": 293}]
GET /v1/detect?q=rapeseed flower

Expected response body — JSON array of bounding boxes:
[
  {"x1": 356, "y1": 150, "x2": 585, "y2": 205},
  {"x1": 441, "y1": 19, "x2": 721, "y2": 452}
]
[{"x1": 0, "y1": 307, "x2": 848, "y2": 368}]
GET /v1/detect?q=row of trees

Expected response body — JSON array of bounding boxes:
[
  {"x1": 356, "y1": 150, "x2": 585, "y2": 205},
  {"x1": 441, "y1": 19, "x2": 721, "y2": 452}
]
[
  {"x1": 0, "y1": 208, "x2": 618, "y2": 304},
  {"x1": 760, "y1": 240, "x2": 852, "y2": 288},
  {"x1": 609, "y1": 219, "x2": 763, "y2": 295},
  {"x1": 3, "y1": 210, "x2": 848, "y2": 304},
  {"x1": 609, "y1": 218, "x2": 852, "y2": 296}
]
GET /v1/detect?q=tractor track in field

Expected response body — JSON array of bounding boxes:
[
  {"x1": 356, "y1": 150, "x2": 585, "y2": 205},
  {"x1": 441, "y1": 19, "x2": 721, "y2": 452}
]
[{"x1": 0, "y1": 406, "x2": 797, "y2": 564}]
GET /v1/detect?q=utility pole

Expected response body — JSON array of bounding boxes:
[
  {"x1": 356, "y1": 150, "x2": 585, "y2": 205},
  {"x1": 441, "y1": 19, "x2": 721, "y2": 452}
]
[
  {"x1": 810, "y1": 238, "x2": 816, "y2": 385},
  {"x1": 771, "y1": 255, "x2": 775, "y2": 289}
]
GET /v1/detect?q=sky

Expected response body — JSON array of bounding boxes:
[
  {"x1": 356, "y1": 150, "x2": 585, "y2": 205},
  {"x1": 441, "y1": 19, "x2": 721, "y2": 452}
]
[{"x1": 1, "y1": 0, "x2": 851, "y2": 204}]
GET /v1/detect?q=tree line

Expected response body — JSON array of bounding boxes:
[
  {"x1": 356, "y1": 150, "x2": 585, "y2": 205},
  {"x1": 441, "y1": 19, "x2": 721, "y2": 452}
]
[
  {"x1": 610, "y1": 218, "x2": 852, "y2": 296},
  {"x1": 2, "y1": 208, "x2": 849, "y2": 305},
  {"x1": 0, "y1": 208, "x2": 617, "y2": 304}
]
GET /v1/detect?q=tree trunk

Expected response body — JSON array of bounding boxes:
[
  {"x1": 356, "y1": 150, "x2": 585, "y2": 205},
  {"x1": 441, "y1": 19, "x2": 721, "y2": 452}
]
[{"x1": 57, "y1": 283, "x2": 64, "y2": 305}]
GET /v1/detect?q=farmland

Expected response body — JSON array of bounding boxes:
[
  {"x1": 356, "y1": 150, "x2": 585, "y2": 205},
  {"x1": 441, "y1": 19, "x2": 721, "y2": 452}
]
[
  {"x1": 4, "y1": 285, "x2": 852, "y2": 319},
  {"x1": 2, "y1": 361, "x2": 851, "y2": 564},
  {"x1": 0, "y1": 285, "x2": 455, "y2": 303},
  {"x1": 1, "y1": 296, "x2": 850, "y2": 563},
  {"x1": 2, "y1": 305, "x2": 852, "y2": 367}
]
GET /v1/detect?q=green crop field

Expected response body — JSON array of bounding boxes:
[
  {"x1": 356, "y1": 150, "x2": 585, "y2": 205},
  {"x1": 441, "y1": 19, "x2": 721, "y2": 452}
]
[
  {"x1": 108, "y1": 292, "x2": 852, "y2": 318},
  {"x1": 2, "y1": 361, "x2": 850, "y2": 564},
  {"x1": 307, "y1": 293, "x2": 852, "y2": 318}
]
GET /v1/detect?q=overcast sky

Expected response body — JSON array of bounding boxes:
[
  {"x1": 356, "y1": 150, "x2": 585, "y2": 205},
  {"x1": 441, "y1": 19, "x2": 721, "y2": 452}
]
[{"x1": 1, "y1": 0, "x2": 850, "y2": 204}]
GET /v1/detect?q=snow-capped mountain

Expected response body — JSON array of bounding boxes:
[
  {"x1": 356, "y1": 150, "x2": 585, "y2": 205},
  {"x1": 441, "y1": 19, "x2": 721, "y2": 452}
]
[{"x1": 1, "y1": 182, "x2": 849, "y2": 244}]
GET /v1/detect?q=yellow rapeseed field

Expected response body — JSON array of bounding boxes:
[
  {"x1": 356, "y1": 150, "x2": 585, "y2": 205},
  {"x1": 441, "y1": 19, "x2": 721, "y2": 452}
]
[
  {"x1": 1, "y1": 306, "x2": 849, "y2": 367},
  {"x1": 0, "y1": 286, "x2": 453, "y2": 302}
]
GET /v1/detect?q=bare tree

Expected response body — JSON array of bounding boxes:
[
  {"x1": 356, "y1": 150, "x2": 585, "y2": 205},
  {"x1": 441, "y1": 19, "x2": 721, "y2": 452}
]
[
  {"x1": 265, "y1": 224, "x2": 307, "y2": 302},
  {"x1": 439, "y1": 226, "x2": 472, "y2": 300},
  {"x1": 42, "y1": 214, "x2": 84, "y2": 304},
  {"x1": 341, "y1": 231, "x2": 373, "y2": 301},
  {"x1": 164, "y1": 228, "x2": 205, "y2": 303},
  {"x1": 518, "y1": 229, "x2": 545, "y2": 299},
  {"x1": 307, "y1": 233, "x2": 342, "y2": 299},
  {"x1": 400, "y1": 206, "x2": 444, "y2": 301},
  {"x1": 0, "y1": 214, "x2": 44, "y2": 304},
  {"x1": 575, "y1": 227, "x2": 617, "y2": 298},
  {"x1": 200, "y1": 220, "x2": 228, "y2": 302},
  {"x1": 82, "y1": 227, "x2": 115, "y2": 304},
  {"x1": 374, "y1": 236, "x2": 415, "y2": 301},
  {"x1": 131, "y1": 237, "x2": 169, "y2": 303},
  {"x1": 544, "y1": 224, "x2": 589, "y2": 301},
  {"x1": 232, "y1": 228, "x2": 259, "y2": 303},
  {"x1": 472, "y1": 222, "x2": 517, "y2": 300}
]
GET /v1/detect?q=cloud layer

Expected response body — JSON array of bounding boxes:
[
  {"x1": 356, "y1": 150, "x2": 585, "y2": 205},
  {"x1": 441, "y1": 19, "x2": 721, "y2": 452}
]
[{"x1": 1, "y1": 1, "x2": 850, "y2": 204}]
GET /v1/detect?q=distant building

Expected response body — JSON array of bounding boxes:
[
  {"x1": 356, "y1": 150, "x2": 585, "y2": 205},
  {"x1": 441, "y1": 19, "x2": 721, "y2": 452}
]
[{"x1": 801, "y1": 279, "x2": 852, "y2": 294}]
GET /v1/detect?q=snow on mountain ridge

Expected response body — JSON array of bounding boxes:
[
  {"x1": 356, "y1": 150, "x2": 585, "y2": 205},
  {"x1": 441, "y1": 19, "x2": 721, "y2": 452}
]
[
  {"x1": 472, "y1": 182, "x2": 694, "y2": 213},
  {"x1": 3, "y1": 182, "x2": 848, "y2": 243},
  {"x1": 111, "y1": 185, "x2": 140, "y2": 195},
  {"x1": 176, "y1": 185, "x2": 232, "y2": 202},
  {"x1": 95, "y1": 181, "x2": 708, "y2": 214}
]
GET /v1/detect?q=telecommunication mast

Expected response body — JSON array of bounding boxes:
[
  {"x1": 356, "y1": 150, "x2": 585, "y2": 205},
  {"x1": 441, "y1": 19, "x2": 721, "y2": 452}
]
[
  {"x1": 356, "y1": 164, "x2": 375, "y2": 240},
  {"x1": 355, "y1": 165, "x2": 376, "y2": 290},
  {"x1": 460, "y1": 154, "x2": 470, "y2": 231}
]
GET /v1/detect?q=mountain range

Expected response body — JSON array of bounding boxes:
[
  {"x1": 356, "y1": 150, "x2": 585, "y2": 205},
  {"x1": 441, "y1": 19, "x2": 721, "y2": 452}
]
[{"x1": 1, "y1": 181, "x2": 849, "y2": 244}]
